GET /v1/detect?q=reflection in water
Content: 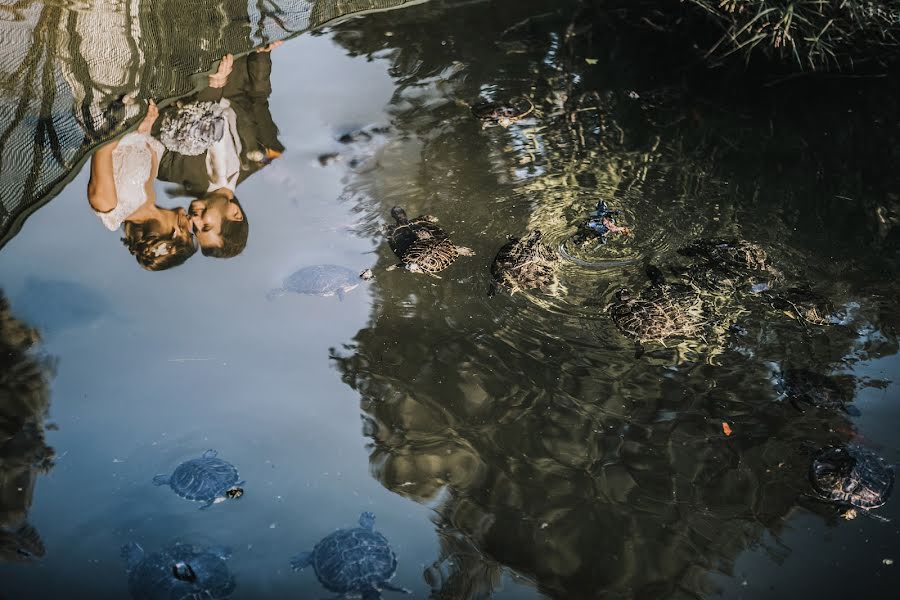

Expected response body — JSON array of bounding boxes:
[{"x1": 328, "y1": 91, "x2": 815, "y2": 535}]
[
  {"x1": 326, "y1": 0, "x2": 899, "y2": 596},
  {"x1": 0, "y1": 0, "x2": 426, "y2": 248},
  {"x1": 0, "y1": 292, "x2": 55, "y2": 563}
]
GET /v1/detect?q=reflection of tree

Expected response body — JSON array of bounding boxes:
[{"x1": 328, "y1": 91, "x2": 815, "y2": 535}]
[
  {"x1": 327, "y1": 1, "x2": 898, "y2": 597},
  {"x1": 0, "y1": 292, "x2": 55, "y2": 563}
]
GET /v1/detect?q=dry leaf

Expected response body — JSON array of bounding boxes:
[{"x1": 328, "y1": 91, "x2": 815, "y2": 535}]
[{"x1": 722, "y1": 422, "x2": 733, "y2": 436}]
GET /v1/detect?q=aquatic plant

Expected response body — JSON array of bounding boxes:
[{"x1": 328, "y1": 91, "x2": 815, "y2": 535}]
[{"x1": 686, "y1": 0, "x2": 900, "y2": 70}]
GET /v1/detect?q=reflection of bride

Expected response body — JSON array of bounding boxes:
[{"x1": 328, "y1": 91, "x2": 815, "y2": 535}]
[{"x1": 87, "y1": 102, "x2": 196, "y2": 271}]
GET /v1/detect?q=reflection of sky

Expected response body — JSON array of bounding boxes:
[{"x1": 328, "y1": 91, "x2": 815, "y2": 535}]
[{"x1": 0, "y1": 33, "x2": 539, "y2": 598}]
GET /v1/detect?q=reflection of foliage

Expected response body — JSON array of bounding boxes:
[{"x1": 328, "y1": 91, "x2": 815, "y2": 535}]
[
  {"x1": 327, "y1": 1, "x2": 898, "y2": 597},
  {"x1": 0, "y1": 291, "x2": 55, "y2": 562}
]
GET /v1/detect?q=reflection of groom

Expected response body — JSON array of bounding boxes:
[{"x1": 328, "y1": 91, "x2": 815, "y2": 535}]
[{"x1": 156, "y1": 43, "x2": 285, "y2": 258}]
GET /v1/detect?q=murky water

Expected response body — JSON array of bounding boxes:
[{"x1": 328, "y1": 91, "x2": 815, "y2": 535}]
[{"x1": 1, "y1": 0, "x2": 898, "y2": 598}]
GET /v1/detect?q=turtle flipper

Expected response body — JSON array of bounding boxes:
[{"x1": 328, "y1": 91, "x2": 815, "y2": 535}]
[
  {"x1": 152, "y1": 474, "x2": 170, "y2": 486},
  {"x1": 202, "y1": 449, "x2": 218, "y2": 459},
  {"x1": 380, "y1": 582, "x2": 411, "y2": 594},
  {"x1": 199, "y1": 499, "x2": 215, "y2": 510},
  {"x1": 456, "y1": 247, "x2": 475, "y2": 256},
  {"x1": 121, "y1": 542, "x2": 145, "y2": 571},
  {"x1": 290, "y1": 551, "x2": 314, "y2": 571},
  {"x1": 337, "y1": 288, "x2": 345, "y2": 302},
  {"x1": 361, "y1": 589, "x2": 383, "y2": 600}
]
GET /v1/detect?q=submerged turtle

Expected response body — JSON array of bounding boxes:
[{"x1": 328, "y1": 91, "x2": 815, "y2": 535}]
[
  {"x1": 470, "y1": 96, "x2": 534, "y2": 128},
  {"x1": 490, "y1": 230, "x2": 561, "y2": 296},
  {"x1": 569, "y1": 200, "x2": 631, "y2": 250},
  {"x1": 674, "y1": 238, "x2": 775, "y2": 294},
  {"x1": 776, "y1": 368, "x2": 860, "y2": 416},
  {"x1": 767, "y1": 286, "x2": 837, "y2": 325},
  {"x1": 121, "y1": 542, "x2": 235, "y2": 600},
  {"x1": 386, "y1": 207, "x2": 474, "y2": 275},
  {"x1": 267, "y1": 265, "x2": 367, "y2": 301},
  {"x1": 153, "y1": 449, "x2": 244, "y2": 509},
  {"x1": 809, "y1": 445, "x2": 894, "y2": 514},
  {"x1": 291, "y1": 512, "x2": 409, "y2": 599},
  {"x1": 607, "y1": 266, "x2": 707, "y2": 351}
]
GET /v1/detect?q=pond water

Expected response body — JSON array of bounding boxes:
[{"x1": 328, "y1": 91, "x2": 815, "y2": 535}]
[{"x1": 1, "y1": 0, "x2": 898, "y2": 598}]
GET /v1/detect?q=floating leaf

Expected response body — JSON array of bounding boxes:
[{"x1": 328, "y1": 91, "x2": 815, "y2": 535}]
[
  {"x1": 585, "y1": 58, "x2": 599, "y2": 65},
  {"x1": 722, "y1": 422, "x2": 733, "y2": 436}
]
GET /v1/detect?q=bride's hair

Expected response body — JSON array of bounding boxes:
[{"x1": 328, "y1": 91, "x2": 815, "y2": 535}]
[{"x1": 121, "y1": 220, "x2": 197, "y2": 271}]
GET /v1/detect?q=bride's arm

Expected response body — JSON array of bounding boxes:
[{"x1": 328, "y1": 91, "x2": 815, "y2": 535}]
[{"x1": 87, "y1": 140, "x2": 119, "y2": 213}]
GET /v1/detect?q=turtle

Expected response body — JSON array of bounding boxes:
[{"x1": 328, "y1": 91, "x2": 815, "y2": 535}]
[
  {"x1": 121, "y1": 542, "x2": 235, "y2": 600},
  {"x1": 267, "y1": 265, "x2": 368, "y2": 301},
  {"x1": 766, "y1": 286, "x2": 837, "y2": 325},
  {"x1": 676, "y1": 238, "x2": 771, "y2": 274},
  {"x1": 569, "y1": 200, "x2": 631, "y2": 250},
  {"x1": 809, "y1": 445, "x2": 894, "y2": 516},
  {"x1": 386, "y1": 207, "x2": 474, "y2": 275},
  {"x1": 674, "y1": 238, "x2": 776, "y2": 294},
  {"x1": 775, "y1": 368, "x2": 860, "y2": 416},
  {"x1": 607, "y1": 266, "x2": 708, "y2": 353},
  {"x1": 489, "y1": 230, "x2": 561, "y2": 296},
  {"x1": 291, "y1": 512, "x2": 409, "y2": 599},
  {"x1": 153, "y1": 450, "x2": 244, "y2": 509},
  {"x1": 469, "y1": 96, "x2": 534, "y2": 128}
]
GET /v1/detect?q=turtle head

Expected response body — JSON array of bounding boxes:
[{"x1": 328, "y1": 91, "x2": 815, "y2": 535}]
[
  {"x1": 226, "y1": 486, "x2": 244, "y2": 500},
  {"x1": 358, "y1": 512, "x2": 376, "y2": 530},
  {"x1": 390, "y1": 206, "x2": 408, "y2": 224},
  {"x1": 172, "y1": 561, "x2": 197, "y2": 583}
]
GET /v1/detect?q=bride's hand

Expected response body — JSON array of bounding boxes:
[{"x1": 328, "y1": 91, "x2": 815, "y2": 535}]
[
  {"x1": 137, "y1": 100, "x2": 159, "y2": 134},
  {"x1": 208, "y1": 54, "x2": 234, "y2": 88}
]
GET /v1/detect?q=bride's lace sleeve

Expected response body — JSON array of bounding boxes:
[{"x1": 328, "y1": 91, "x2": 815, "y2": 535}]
[{"x1": 95, "y1": 132, "x2": 164, "y2": 231}]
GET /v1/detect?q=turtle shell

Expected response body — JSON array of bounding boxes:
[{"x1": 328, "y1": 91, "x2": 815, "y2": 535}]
[
  {"x1": 387, "y1": 215, "x2": 447, "y2": 258},
  {"x1": 608, "y1": 282, "x2": 706, "y2": 344},
  {"x1": 470, "y1": 96, "x2": 534, "y2": 127},
  {"x1": 779, "y1": 369, "x2": 853, "y2": 412},
  {"x1": 311, "y1": 527, "x2": 398, "y2": 594},
  {"x1": 490, "y1": 230, "x2": 559, "y2": 295},
  {"x1": 402, "y1": 237, "x2": 460, "y2": 273},
  {"x1": 126, "y1": 543, "x2": 235, "y2": 600},
  {"x1": 768, "y1": 287, "x2": 836, "y2": 325},
  {"x1": 166, "y1": 453, "x2": 240, "y2": 503},
  {"x1": 810, "y1": 445, "x2": 894, "y2": 510},
  {"x1": 677, "y1": 238, "x2": 770, "y2": 273}
]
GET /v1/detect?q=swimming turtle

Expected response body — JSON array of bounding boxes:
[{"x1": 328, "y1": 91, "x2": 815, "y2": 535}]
[
  {"x1": 291, "y1": 512, "x2": 409, "y2": 599},
  {"x1": 607, "y1": 266, "x2": 707, "y2": 351},
  {"x1": 809, "y1": 445, "x2": 894, "y2": 515},
  {"x1": 674, "y1": 238, "x2": 775, "y2": 294},
  {"x1": 677, "y1": 238, "x2": 771, "y2": 273},
  {"x1": 267, "y1": 265, "x2": 367, "y2": 301},
  {"x1": 386, "y1": 207, "x2": 474, "y2": 275},
  {"x1": 153, "y1": 450, "x2": 244, "y2": 509},
  {"x1": 776, "y1": 368, "x2": 860, "y2": 416},
  {"x1": 767, "y1": 286, "x2": 837, "y2": 325},
  {"x1": 569, "y1": 200, "x2": 631, "y2": 250},
  {"x1": 121, "y1": 542, "x2": 235, "y2": 600},
  {"x1": 489, "y1": 230, "x2": 561, "y2": 296},
  {"x1": 470, "y1": 96, "x2": 534, "y2": 128}
]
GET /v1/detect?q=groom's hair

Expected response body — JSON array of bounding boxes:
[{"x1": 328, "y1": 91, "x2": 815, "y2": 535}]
[{"x1": 202, "y1": 197, "x2": 248, "y2": 259}]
